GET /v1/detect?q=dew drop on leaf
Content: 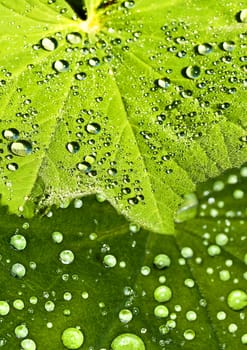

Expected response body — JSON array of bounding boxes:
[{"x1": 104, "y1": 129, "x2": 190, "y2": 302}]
[
  {"x1": 10, "y1": 234, "x2": 27, "y2": 250},
  {"x1": 153, "y1": 285, "x2": 172, "y2": 302},
  {"x1": 227, "y1": 290, "x2": 247, "y2": 311},
  {"x1": 9, "y1": 140, "x2": 32, "y2": 156},
  {"x1": 13, "y1": 299, "x2": 24, "y2": 310},
  {"x1": 122, "y1": 1, "x2": 135, "y2": 9},
  {"x1": 61, "y1": 327, "x2": 84, "y2": 349},
  {"x1": 221, "y1": 41, "x2": 235, "y2": 52},
  {"x1": 111, "y1": 333, "x2": 145, "y2": 350},
  {"x1": 103, "y1": 254, "x2": 117, "y2": 268},
  {"x1": 53, "y1": 60, "x2": 70, "y2": 72},
  {"x1": 11, "y1": 263, "x2": 26, "y2": 278},
  {"x1": 66, "y1": 32, "x2": 82, "y2": 45},
  {"x1": 74, "y1": 72, "x2": 87, "y2": 81},
  {"x1": 85, "y1": 123, "x2": 101, "y2": 134},
  {"x1": 59, "y1": 250, "x2": 75, "y2": 265},
  {"x1": 40, "y1": 37, "x2": 57, "y2": 51},
  {"x1": 183, "y1": 329, "x2": 196, "y2": 340},
  {"x1": 156, "y1": 77, "x2": 170, "y2": 89},
  {"x1": 0, "y1": 301, "x2": 10, "y2": 316},
  {"x1": 153, "y1": 254, "x2": 171, "y2": 269},
  {"x1": 66, "y1": 142, "x2": 80, "y2": 154},
  {"x1": 52, "y1": 231, "x2": 63, "y2": 243},
  {"x1": 154, "y1": 305, "x2": 169, "y2": 318},
  {"x1": 184, "y1": 65, "x2": 201, "y2": 79},
  {"x1": 197, "y1": 43, "x2": 213, "y2": 55},
  {"x1": 21, "y1": 338, "x2": 36, "y2": 350},
  {"x1": 88, "y1": 57, "x2": 100, "y2": 67},
  {"x1": 239, "y1": 9, "x2": 247, "y2": 23},
  {"x1": 7, "y1": 163, "x2": 18, "y2": 171},
  {"x1": 14, "y1": 324, "x2": 29, "y2": 338},
  {"x1": 2, "y1": 128, "x2": 19, "y2": 140},
  {"x1": 118, "y1": 309, "x2": 133, "y2": 323}
]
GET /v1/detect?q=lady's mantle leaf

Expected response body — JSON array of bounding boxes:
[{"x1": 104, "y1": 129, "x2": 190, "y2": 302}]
[{"x1": 0, "y1": 0, "x2": 247, "y2": 233}]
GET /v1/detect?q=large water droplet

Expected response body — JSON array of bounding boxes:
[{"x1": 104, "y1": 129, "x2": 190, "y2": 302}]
[
  {"x1": 11, "y1": 263, "x2": 26, "y2": 278},
  {"x1": 103, "y1": 254, "x2": 117, "y2": 268},
  {"x1": 10, "y1": 234, "x2": 27, "y2": 250},
  {"x1": 0, "y1": 301, "x2": 10, "y2": 316},
  {"x1": 53, "y1": 60, "x2": 70, "y2": 72},
  {"x1": 10, "y1": 140, "x2": 32, "y2": 156},
  {"x1": 20, "y1": 339, "x2": 36, "y2": 350},
  {"x1": 153, "y1": 254, "x2": 171, "y2": 269},
  {"x1": 197, "y1": 43, "x2": 213, "y2": 55},
  {"x1": 66, "y1": 32, "x2": 82, "y2": 44},
  {"x1": 61, "y1": 328, "x2": 84, "y2": 349},
  {"x1": 227, "y1": 290, "x2": 247, "y2": 311},
  {"x1": 2, "y1": 128, "x2": 19, "y2": 140},
  {"x1": 85, "y1": 123, "x2": 101, "y2": 134},
  {"x1": 154, "y1": 285, "x2": 172, "y2": 302},
  {"x1": 111, "y1": 333, "x2": 145, "y2": 350},
  {"x1": 14, "y1": 324, "x2": 29, "y2": 338},
  {"x1": 41, "y1": 37, "x2": 58, "y2": 51},
  {"x1": 59, "y1": 250, "x2": 75, "y2": 265},
  {"x1": 240, "y1": 9, "x2": 247, "y2": 23},
  {"x1": 221, "y1": 41, "x2": 235, "y2": 52},
  {"x1": 184, "y1": 65, "x2": 201, "y2": 79}
]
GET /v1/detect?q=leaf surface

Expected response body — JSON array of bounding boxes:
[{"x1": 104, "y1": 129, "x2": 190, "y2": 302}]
[
  {"x1": 0, "y1": 163, "x2": 246, "y2": 349},
  {"x1": 0, "y1": 0, "x2": 247, "y2": 233}
]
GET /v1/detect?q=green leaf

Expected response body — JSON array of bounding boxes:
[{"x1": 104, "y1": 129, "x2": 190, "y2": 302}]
[
  {"x1": 1, "y1": 0, "x2": 247, "y2": 233},
  {"x1": 0, "y1": 163, "x2": 246, "y2": 349}
]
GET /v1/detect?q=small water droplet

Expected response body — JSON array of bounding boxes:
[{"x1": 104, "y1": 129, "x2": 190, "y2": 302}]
[
  {"x1": 103, "y1": 254, "x2": 117, "y2": 268},
  {"x1": 11, "y1": 263, "x2": 26, "y2": 278},
  {"x1": 15, "y1": 324, "x2": 29, "y2": 338},
  {"x1": 10, "y1": 140, "x2": 32, "y2": 156},
  {"x1": 153, "y1": 254, "x2": 171, "y2": 269},
  {"x1": 156, "y1": 77, "x2": 170, "y2": 89},
  {"x1": 183, "y1": 329, "x2": 195, "y2": 340},
  {"x1": 154, "y1": 305, "x2": 169, "y2": 318},
  {"x1": 61, "y1": 328, "x2": 84, "y2": 349},
  {"x1": 88, "y1": 57, "x2": 100, "y2": 67},
  {"x1": 7, "y1": 163, "x2": 18, "y2": 171},
  {"x1": 21, "y1": 339, "x2": 36, "y2": 350},
  {"x1": 122, "y1": 1, "x2": 135, "y2": 9},
  {"x1": 52, "y1": 231, "x2": 63, "y2": 243},
  {"x1": 75, "y1": 72, "x2": 87, "y2": 81},
  {"x1": 221, "y1": 41, "x2": 235, "y2": 52}
]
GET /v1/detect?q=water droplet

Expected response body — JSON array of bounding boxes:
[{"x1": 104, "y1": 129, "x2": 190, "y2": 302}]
[
  {"x1": 103, "y1": 254, "x2": 117, "y2": 268},
  {"x1": 219, "y1": 270, "x2": 230, "y2": 281},
  {"x1": 154, "y1": 305, "x2": 169, "y2": 318},
  {"x1": 221, "y1": 41, "x2": 235, "y2": 52},
  {"x1": 240, "y1": 9, "x2": 247, "y2": 23},
  {"x1": 15, "y1": 324, "x2": 28, "y2": 338},
  {"x1": 118, "y1": 309, "x2": 133, "y2": 323},
  {"x1": 154, "y1": 285, "x2": 172, "y2": 302},
  {"x1": 61, "y1": 328, "x2": 84, "y2": 349},
  {"x1": 184, "y1": 65, "x2": 201, "y2": 79},
  {"x1": 153, "y1": 254, "x2": 171, "y2": 269},
  {"x1": 10, "y1": 140, "x2": 32, "y2": 156},
  {"x1": 41, "y1": 37, "x2": 57, "y2": 51},
  {"x1": 227, "y1": 290, "x2": 247, "y2": 311},
  {"x1": 181, "y1": 247, "x2": 193, "y2": 258},
  {"x1": 207, "y1": 245, "x2": 221, "y2": 256},
  {"x1": 140, "y1": 266, "x2": 151, "y2": 276},
  {"x1": 217, "y1": 311, "x2": 226, "y2": 320},
  {"x1": 66, "y1": 142, "x2": 80, "y2": 154},
  {"x1": 11, "y1": 263, "x2": 26, "y2": 278},
  {"x1": 241, "y1": 334, "x2": 247, "y2": 345},
  {"x1": 59, "y1": 250, "x2": 75, "y2": 265},
  {"x1": 10, "y1": 234, "x2": 27, "y2": 250},
  {"x1": 7, "y1": 163, "x2": 18, "y2": 171},
  {"x1": 75, "y1": 72, "x2": 87, "y2": 81},
  {"x1": 183, "y1": 329, "x2": 195, "y2": 340},
  {"x1": 45, "y1": 301, "x2": 55, "y2": 312},
  {"x1": 122, "y1": 1, "x2": 135, "y2": 9},
  {"x1": 111, "y1": 333, "x2": 145, "y2": 350},
  {"x1": 156, "y1": 77, "x2": 170, "y2": 88},
  {"x1": 88, "y1": 57, "x2": 100, "y2": 67},
  {"x1": 13, "y1": 299, "x2": 24, "y2": 310},
  {"x1": 53, "y1": 60, "x2": 70, "y2": 72},
  {"x1": 0, "y1": 301, "x2": 10, "y2": 316},
  {"x1": 52, "y1": 231, "x2": 63, "y2": 243},
  {"x1": 186, "y1": 310, "x2": 197, "y2": 321},
  {"x1": 85, "y1": 123, "x2": 101, "y2": 134},
  {"x1": 197, "y1": 43, "x2": 213, "y2": 55},
  {"x1": 66, "y1": 32, "x2": 82, "y2": 44},
  {"x1": 215, "y1": 233, "x2": 228, "y2": 246},
  {"x1": 77, "y1": 161, "x2": 91, "y2": 173},
  {"x1": 2, "y1": 128, "x2": 19, "y2": 140},
  {"x1": 21, "y1": 338, "x2": 36, "y2": 350}
]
